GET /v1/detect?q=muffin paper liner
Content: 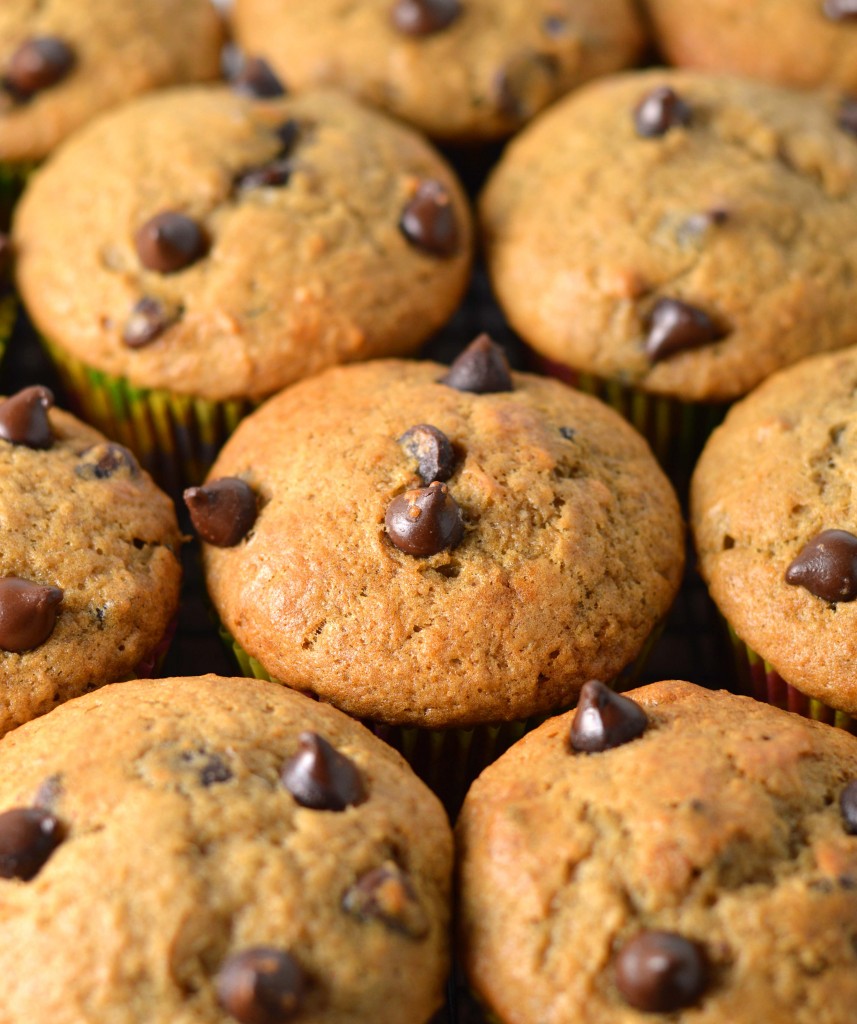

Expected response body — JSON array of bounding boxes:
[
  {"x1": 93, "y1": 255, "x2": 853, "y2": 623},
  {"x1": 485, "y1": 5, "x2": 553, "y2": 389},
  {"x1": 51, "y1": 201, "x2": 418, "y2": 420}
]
[{"x1": 40, "y1": 338, "x2": 255, "y2": 495}]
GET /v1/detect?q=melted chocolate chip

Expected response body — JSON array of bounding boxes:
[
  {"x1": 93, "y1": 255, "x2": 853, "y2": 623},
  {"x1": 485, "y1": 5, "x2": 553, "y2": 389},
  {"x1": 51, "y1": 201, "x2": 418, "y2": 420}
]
[
  {"x1": 0, "y1": 386, "x2": 54, "y2": 449},
  {"x1": 399, "y1": 424, "x2": 456, "y2": 484},
  {"x1": 785, "y1": 529, "x2": 857, "y2": 602},
  {"x1": 343, "y1": 861, "x2": 430, "y2": 938},
  {"x1": 0, "y1": 577, "x2": 63, "y2": 653},
  {"x1": 235, "y1": 159, "x2": 293, "y2": 191},
  {"x1": 135, "y1": 212, "x2": 208, "y2": 275},
  {"x1": 385, "y1": 481, "x2": 464, "y2": 557},
  {"x1": 494, "y1": 52, "x2": 557, "y2": 122},
  {"x1": 838, "y1": 96, "x2": 857, "y2": 136},
  {"x1": 390, "y1": 0, "x2": 461, "y2": 34},
  {"x1": 644, "y1": 298, "x2": 727, "y2": 362},
  {"x1": 824, "y1": 0, "x2": 857, "y2": 20},
  {"x1": 634, "y1": 86, "x2": 692, "y2": 138},
  {"x1": 216, "y1": 948, "x2": 305, "y2": 1024},
  {"x1": 281, "y1": 732, "x2": 367, "y2": 811},
  {"x1": 440, "y1": 334, "x2": 513, "y2": 394},
  {"x1": 841, "y1": 780, "x2": 857, "y2": 834},
  {"x1": 75, "y1": 442, "x2": 140, "y2": 481},
  {"x1": 4, "y1": 37, "x2": 75, "y2": 99},
  {"x1": 184, "y1": 478, "x2": 258, "y2": 547},
  {"x1": 123, "y1": 297, "x2": 176, "y2": 348},
  {"x1": 0, "y1": 807, "x2": 63, "y2": 880},
  {"x1": 399, "y1": 180, "x2": 460, "y2": 257},
  {"x1": 615, "y1": 931, "x2": 708, "y2": 1013},
  {"x1": 570, "y1": 680, "x2": 648, "y2": 753},
  {"x1": 231, "y1": 56, "x2": 287, "y2": 99}
]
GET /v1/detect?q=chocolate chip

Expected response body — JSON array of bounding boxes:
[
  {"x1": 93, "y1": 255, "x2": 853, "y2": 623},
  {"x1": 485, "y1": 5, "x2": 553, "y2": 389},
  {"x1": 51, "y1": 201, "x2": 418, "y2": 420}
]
[
  {"x1": 216, "y1": 948, "x2": 305, "y2": 1024},
  {"x1": 0, "y1": 807, "x2": 64, "y2": 880},
  {"x1": 494, "y1": 53, "x2": 558, "y2": 122},
  {"x1": 559, "y1": 426, "x2": 576, "y2": 440},
  {"x1": 231, "y1": 56, "x2": 287, "y2": 99},
  {"x1": 644, "y1": 298, "x2": 727, "y2": 362},
  {"x1": 785, "y1": 529, "x2": 857, "y2": 602},
  {"x1": 399, "y1": 180, "x2": 460, "y2": 257},
  {"x1": 0, "y1": 577, "x2": 63, "y2": 653},
  {"x1": 4, "y1": 37, "x2": 75, "y2": 99},
  {"x1": 615, "y1": 931, "x2": 708, "y2": 1013},
  {"x1": 0, "y1": 386, "x2": 54, "y2": 449},
  {"x1": 399, "y1": 424, "x2": 456, "y2": 485},
  {"x1": 390, "y1": 0, "x2": 461, "y2": 35},
  {"x1": 842, "y1": 781, "x2": 857, "y2": 834},
  {"x1": 570, "y1": 680, "x2": 648, "y2": 753},
  {"x1": 200, "y1": 755, "x2": 233, "y2": 787},
  {"x1": 824, "y1": 0, "x2": 857, "y2": 20},
  {"x1": 440, "y1": 334, "x2": 514, "y2": 394},
  {"x1": 275, "y1": 119, "x2": 300, "y2": 154},
  {"x1": 75, "y1": 442, "x2": 140, "y2": 481},
  {"x1": 184, "y1": 478, "x2": 258, "y2": 547},
  {"x1": 281, "y1": 732, "x2": 367, "y2": 811},
  {"x1": 122, "y1": 297, "x2": 176, "y2": 348},
  {"x1": 343, "y1": 861, "x2": 429, "y2": 939},
  {"x1": 235, "y1": 159, "x2": 293, "y2": 191},
  {"x1": 634, "y1": 86, "x2": 692, "y2": 138},
  {"x1": 135, "y1": 212, "x2": 208, "y2": 275},
  {"x1": 838, "y1": 96, "x2": 857, "y2": 137},
  {"x1": 385, "y1": 481, "x2": 464, "y2": 557}
]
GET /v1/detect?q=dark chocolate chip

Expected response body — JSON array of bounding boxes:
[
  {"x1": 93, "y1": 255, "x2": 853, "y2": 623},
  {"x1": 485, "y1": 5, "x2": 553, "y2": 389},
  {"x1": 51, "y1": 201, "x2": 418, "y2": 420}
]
[
  {"x1": 494, "y1": 53, "x2": 558, "y2": 122},
  {"x1": 0, "y1": 807, "x2": 64, "y2": 880},
  {"x1": 216, "y1": 948, "x2": 305, "y2": 1024},
  {"x1": 200, "y1": 755, "x2": 233, "y2": 787},
  {"x1": 385, "y1": 481, "x2": 464, "y2": 557},
  {"x1": 399, "y1": 424, "x2": 456, "y2": 484},
  {"x1": 231, "y1": 56, "x2": 287, "y2": 98},
  {"x1": 390, "y1": 0, "x2": 461, "y2": 35},
  {"x1": 634, "y1": 86, "x2": 692, "y2": 138},
  {"x1": 570, "y1": 680, "x2": 648, "y2": 753},
  {"x1": 184, "y1": 478, "x2": 258, "y2": 547},
  {"x1": 842, "y1": 781, "x2": 857, "y2": 834},
  {"x1": 786, "y1": 529, "x2": 857, "y2": 602},
  {"x1": 235, "y1": 158, "x2": 293, "y2": 191},
  {"x1": 644, "y1": 297, "x2": 727, "y2": 362},
  {"x1": 122, "y1": 297, "x2": 176, "y2": 348},
  {"x1": 75, "y1": 442, "x2": 140, "y2": 481},
  {"x1": 615, "y1": 931, "x2": 708, "y2": 1013},
  {"x1": 135, "y1": 212, "x2": 208, "y2": 275},
  {"x1": 281, "y1": 732, "x2": 367, "y2": 811},
  {"x1": 343, "y1": 861, "x2": 429, "y2": 938},
  {"x1": 440, "y1": 334, "x2": 513, "y2": 394},
  {"x1": 838, "y1": 96, "x2": 857, "y2": 136},
  {"x1": 559, "y1": 426, "x2": 576, "y2": 440},
  {"x1": 275, "y1": 119, "x2": 300, "y2": 154},
  {"x1": 824, "y1": 0, "x2": 857, "y2": 20},
  {"x1": 4, "y1": 37, "x2": 75, "y2": 99},
  {"x1": 0, "y1": 385, "x2": 54, "y2": 449},
  {"x1": 399, "y1": 180, "x2": 460, "y2": 257},
  {"x1": 0, "y1": 577, "x2": 63, "y2": 653}
]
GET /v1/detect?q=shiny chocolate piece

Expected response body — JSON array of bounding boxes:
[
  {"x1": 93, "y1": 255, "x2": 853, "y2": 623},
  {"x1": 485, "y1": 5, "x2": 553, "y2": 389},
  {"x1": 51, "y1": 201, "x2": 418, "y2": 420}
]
[
  {"x1": 399, "y1": 424, "x2": 456, "y2": 485},
  {"x1": 634, "y1": 86, "x2": 692, "y2": 138},
  {"x1": 837, "y1": 96, "x2": 857, "y2": 136},
  {"x1": 4, "y1": 37, "x2": 75, "y2": 99},
  {"x1": 644, "y1": 297, "x2": 727, "y2": 363},
  {"x1": 0, "y1": 385, "x2": 54, "y2": 449},
  {"x1": 615, "y1": 931, "x2": 708, "y2": 1013},
  {"x1": 385, "y1": 481, "x2": 464, "y2": 557},
  {"x1": 494, "y1": 52, "x2": 557, "y2": 122},
  {"x1": 184, "y1": 477, "x2": 258, "y2": 547},
  {"x1": 570, "y1": 680, "x2": 648, "y2": 753},
  {"x1": 75, "y1": 442, "x2": 140, "y2": 481},
  {"x1": 231, "y1": 56, "x2": 287, "y2": 98},
  {"x1": 281, "y1": 732, "x2": 367, "y2": 811},
  {"x1": 236, "y1": 158, "x2": 293, "y2": 191},
  {"x1": 440, "y1": 333, "x2": 513, "y2": 394},
  {"x1": 824, "y1": 0, "x2": 857, "y2": 19},
  {"x1": 841, "y1": 781, "x2": 857, "y2": 834},
  {"x1": 343, "y1": 861, "x2": 429, "y2": 939},
  {"x1": 0, "y1": 577, "x2": 63, "y2": 652},
  {"x1": 0, "y1": 807, "x2": 64, "y2": 881},
  {"x1": 216, "y1": 947, "x2": 305, "y2": 1024},
  {"x1": 399, "y1": 180, "x2": 460, "y2": 257},
  {"x1": 391, "y1": 0, "x2": 461, "y2": 34},
  {"x1": 135, "y1": 211, "x2": 208, "y2": 275},
  {"x1": 123, "y1": 296, "x2": 176, "y2": 348},
  {"x1": 785, "y1": 529, "x2": 857, "y2": 602}
]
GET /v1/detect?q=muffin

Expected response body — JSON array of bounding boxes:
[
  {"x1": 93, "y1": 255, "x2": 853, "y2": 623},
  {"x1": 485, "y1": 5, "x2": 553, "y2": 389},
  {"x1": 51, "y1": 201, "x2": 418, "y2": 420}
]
[
  {"x1": 458, "y1": 679, "x2": 857, "y2": 1023},
  {"x1": 692, "y1": 345, "x2": 857, "y2": 729},
  {"x1": 229, "y1": 0, "x2": 646, "y2": 142},
  {"x1": 0, "y1": 384, "x2": 182, "y2": 735},
  {"x1": 0, "y1": 674, "x2": 453, "y2": 1023}
]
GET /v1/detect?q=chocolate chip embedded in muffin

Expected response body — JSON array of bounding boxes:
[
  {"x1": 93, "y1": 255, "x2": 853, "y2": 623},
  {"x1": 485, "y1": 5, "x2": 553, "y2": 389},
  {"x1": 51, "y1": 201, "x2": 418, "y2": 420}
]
[
  {"x1": 824, "y1": 0, "x2": 857, "y2": 22},
  {"x1": 633, "y1": 85, "x2": 692, "y2": 138},
  {"x1": 184, "y1": 478, "x2": 258, "y2": 547},
  {"x1": 343, "y1": 861, "x2": 430, "y2": 939},
  {"x1": 216, "y1": 947, "x2": 306, "y2": 1023},
  {"x1": 0, "y1": 577, "x2": 63, "y2": 653},
  {"x1": 3, "y1": 37, "x2": 76, "y2": 100},
  {"x1": 390, "y1": 0, "x2": 461, "y2": 36},
  {"x1": 0, "y1": 807, "x2": 64, "y2": 880},
  {"x1": 385, "y1": 481, "x2": 465, "y2": 557},
  {"x1": 0, "y1": 386, "x2": 54, "y2": 449},
  {"x1": 399, "y1": 180, "x2": 460, "y2": 256},
  {"x1": 122, "y1": 297, "x2": 178, "y2": 349},
  {"x1": 135, "y1": 211, "x2": 208, "y2": 274},
  {"x1": 785, "y1": 529, "x2": 857, "y2": 602},
  {"x1": 75, "y1": 443, "x2": 140, "y2": 481},
  {"x1": 230, "y1": 55, "x2": 287, "y2": 98},
  {"x1": 569, "y1": 680, "x2": 648, "y2": 753},
  {"x1": 398, "y1": 424, "x2": 456, "y2": 485},
  {"x1": 644, "y1": 298, "x2": 727, "y2": 363},
  {"x1": 614, "y1": 930, "x2": 709, "y2": 1012},
  {"x1": 280, "y1": 732, "x2": 368, "y2": 811},
  {"x1": 440, "y1": 334, "x2": 513, "y2": 394}
]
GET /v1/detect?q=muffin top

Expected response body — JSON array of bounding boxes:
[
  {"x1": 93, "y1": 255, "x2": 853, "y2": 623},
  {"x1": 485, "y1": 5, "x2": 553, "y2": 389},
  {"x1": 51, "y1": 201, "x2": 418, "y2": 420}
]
[
  {"x1": 0, "y1": 674, "x2": 453, "y2": 1023},
  {"x1": 13, "y1": 86, "x2": 473, "y2": 401},
  {"x1": 197, "y1": 341, "x2": 684, "y2": 728},
  {"x1": 0, "y1": 0, "x2": 224, "y2": 163},
  {"x1": 0, "y1": 386, "x2": 182, "y2": 734},
  {"x1": 481, "y1": 69, "x2": 857, "y2": 402},
  {"x1": 692, "y1": 346, "x2": 857, "y2": 713},
  {"x1": 230, "y1": 0, "x2": 645, "y2": 142},
  {"x1": 458, "y1": 679, "x2": 857, "y2": 1023}
]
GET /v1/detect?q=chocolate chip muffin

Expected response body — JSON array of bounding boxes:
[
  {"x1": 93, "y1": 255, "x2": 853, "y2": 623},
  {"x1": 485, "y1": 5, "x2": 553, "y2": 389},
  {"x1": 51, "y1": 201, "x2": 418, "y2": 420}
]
[
  {"x1": 691, "y1": 345, "x2": 857, "y2": 727},
  {"x1": 0, "y1": 674, "x2": 453, "y2": 1023},
  {"x1": 230, "y1": 0, "x2": 646, "y2": 141},
  {"x1": 458, "y1": 679, "x2": 857, "y2": 1023},
  {"x1": 13, "y1": 84, "x2": 473, "y2": 490},
  {"x1": 0, "y1": 385, "x2": 182, "y2": 736}
]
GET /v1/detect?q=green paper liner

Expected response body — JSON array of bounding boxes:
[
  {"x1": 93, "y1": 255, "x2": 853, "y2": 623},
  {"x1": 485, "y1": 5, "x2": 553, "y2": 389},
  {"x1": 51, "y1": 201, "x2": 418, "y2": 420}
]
[{"x1": 40, "y1": 338, "x2": 256, "y2": 495}]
